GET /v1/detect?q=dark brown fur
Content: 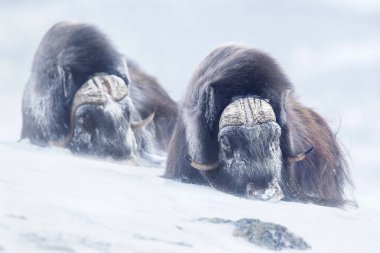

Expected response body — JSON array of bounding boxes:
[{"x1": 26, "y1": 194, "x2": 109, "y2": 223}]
[
  {"x1": 21, "y1": 21, "x2": 178, "y2": 161},
  {"x1": 128, "y1": 61, "x2": 178, "y2": 151},
  {"x1": 282, "y1": 98, "x2": 352, "y2": 205},
  {"x1": 164, "y1": 44, "x2": 353, "y2": 206}
]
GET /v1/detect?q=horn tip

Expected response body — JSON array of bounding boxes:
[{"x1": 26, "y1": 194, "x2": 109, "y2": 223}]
[{"x1": 305, "y1": 146, "x2": 314, "y2": 156}]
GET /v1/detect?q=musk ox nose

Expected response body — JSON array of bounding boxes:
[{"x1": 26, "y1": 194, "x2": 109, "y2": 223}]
[{"x1": 246, "y1": 177, "x2": 284, "y2": 202}]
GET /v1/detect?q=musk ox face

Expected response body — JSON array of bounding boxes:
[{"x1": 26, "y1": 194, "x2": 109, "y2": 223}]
[
  {"x1": 62, "y1": 74, "x2": 132, "y2": 159},
  {"x1": 21, "y1": 22, "x2": 178, "y2": 164},
  {"x1": 191, "y1": 97, "x2": 284, "y2": 200},
  {"x1": 49, "y1": 74, "x2": 154, "y2": 160}
]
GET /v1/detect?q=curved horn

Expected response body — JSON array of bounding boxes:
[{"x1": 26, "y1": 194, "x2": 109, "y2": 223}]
[
  {"x1": 131, "y1": 112, "x2": 155, "y2": 129},
  {"x1": 185, "y1": 155, "x2": 219, "y2": 171},
  {"x1": 288, "y1": 146, "x2": 314, "y2": 163},
  {"x1": 190, "y1": 162, "x2": 219, "y2": 171}
]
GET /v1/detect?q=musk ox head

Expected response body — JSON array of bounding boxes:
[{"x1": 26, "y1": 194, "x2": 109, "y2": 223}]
[
  {"x1": 49, "y1": 74, "x2": 154, "y2": 159},
  {"x1": 21, "y1": 22, "x2": 162, "y2": 162},
  {"x1": 187, "y1": 96, "x2": 313, "y2": 201},
  {"x1": 166, "y1": 44, "x2": 351, "y2": 206},
  {"x1": 189, "y1": 97, "x2": 284, "y2": 201}
]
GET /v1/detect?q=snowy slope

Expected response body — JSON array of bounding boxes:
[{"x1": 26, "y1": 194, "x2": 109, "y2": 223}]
[
  {"x1": 1, "y1": 141, "x2": 380, "y2": 253},
  {"x1": 1, "y1": 0, "x2": 380, "y2": 252}
]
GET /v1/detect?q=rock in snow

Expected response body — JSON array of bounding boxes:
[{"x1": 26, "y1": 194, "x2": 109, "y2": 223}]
[
  {"x1": 233, "y1": 218, "x2": 310, "y2": 250},
  {"x1": 197, "y1": 217, "x2": 310, "y2": 250}
]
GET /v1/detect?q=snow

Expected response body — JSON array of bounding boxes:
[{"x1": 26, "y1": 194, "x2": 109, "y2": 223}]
[
  {"x1": 1, "y1": 141, "x2": 380, "y2": 253},
  {"x1": 1, "y1": 0, "x2": 380, "y2": 252}
]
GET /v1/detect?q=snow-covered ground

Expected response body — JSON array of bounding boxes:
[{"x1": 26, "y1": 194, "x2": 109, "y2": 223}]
[
  {"x1": 1, "y1": 142, "x2": 380, "y2": 253},
  {"x1": 1, "y1": 0, "x2": 380, "y2": 252}
]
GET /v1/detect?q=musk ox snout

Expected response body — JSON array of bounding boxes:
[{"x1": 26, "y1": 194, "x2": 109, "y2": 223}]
[
  {"x1": 69, "y1": 103, "x2": 133, "y2": 159},
  {"x1": 218, "y1": 122, "x2": 283, "y2": 201}
]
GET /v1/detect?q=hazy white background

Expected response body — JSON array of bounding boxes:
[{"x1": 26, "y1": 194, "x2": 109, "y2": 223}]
[{"x1": 1, "y1": 1, "x2": 380, "y2": 252}]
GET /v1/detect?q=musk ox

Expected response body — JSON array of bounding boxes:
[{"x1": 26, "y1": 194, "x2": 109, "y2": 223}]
[
  {"x1": 21, "y1": 21, "x2": 177, "y2": 164},
  {"x1": 164, "y1": 44, "x2": 353, "y2": 206}
]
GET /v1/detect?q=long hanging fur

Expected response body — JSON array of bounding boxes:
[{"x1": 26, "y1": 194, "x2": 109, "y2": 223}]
[
  {"x1": 21, "y1": 21, "x2": 178, "y2": 161},
  {"x1": 164, "y1": 44, "x2": 353, "y2": 206}
]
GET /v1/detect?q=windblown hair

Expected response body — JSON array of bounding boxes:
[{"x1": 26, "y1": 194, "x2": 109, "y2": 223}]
[
  {"x1": 165, "y1": 44, "x2": 353, "y2": 206},
  {"x1": 128, "y1": 60, "x2": 178, "y2": 151}
]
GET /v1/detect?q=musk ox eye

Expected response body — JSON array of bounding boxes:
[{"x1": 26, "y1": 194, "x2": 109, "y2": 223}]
[
  {"x1": 220, "y1": 135, "x2": 232, "y2": 154},
  {"x1": 78, "y1": 113, "x2": 94, "y2": 133}
]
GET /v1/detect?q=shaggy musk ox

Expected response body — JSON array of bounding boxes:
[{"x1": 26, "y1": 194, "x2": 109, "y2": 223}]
[
  {"x1": 21, "y1": 21, "x2": 177, "y2": 164},
  {"x1": 165, "y1": 44, "x2": 353, "y2": 206}
]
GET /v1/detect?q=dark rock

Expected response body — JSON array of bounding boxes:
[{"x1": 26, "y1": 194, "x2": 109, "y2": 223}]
[
  {"x1": 196, "y1": 217, "x2": 310, "y2": 251},
  {"x1": 233, "y1": 218, "x2": 310, "y2": 250}
]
